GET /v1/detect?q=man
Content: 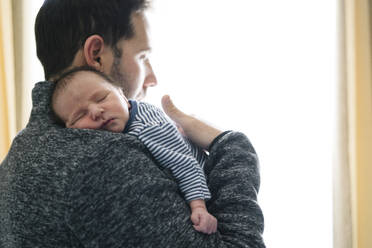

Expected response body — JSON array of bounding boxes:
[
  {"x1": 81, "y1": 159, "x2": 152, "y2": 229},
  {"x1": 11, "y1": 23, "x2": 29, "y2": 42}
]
[
  {"x1": 36, "y1": 0, "x2": 157, "y2": 100},
  {"x1": 0, "y1": 0, "x2": 265, "y2": 247}
]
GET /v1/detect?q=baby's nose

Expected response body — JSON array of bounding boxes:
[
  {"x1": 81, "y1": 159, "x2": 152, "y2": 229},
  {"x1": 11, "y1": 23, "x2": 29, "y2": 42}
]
[{"x1": 91, "y1": 106, "x2": 104, "y2": 120}]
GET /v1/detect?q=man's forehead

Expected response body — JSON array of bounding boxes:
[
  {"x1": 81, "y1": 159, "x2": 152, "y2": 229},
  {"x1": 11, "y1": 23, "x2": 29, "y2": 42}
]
[{"x1": 131, "y1": 13, "x2": 151, "y2": 45}]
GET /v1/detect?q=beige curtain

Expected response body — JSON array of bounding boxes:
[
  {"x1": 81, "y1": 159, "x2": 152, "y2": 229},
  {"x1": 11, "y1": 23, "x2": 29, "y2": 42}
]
[
  {"x1": 13, "y1": 0, "x2": 39, "y2": 132},
  {"x1": 335, "y1": 0, "x2": 372, "y2": 247},
  {"x1": 0, "y1": 0, "x2": 16, "y2": 162},
  {"x1": 0, "y1": 0, "x2": 44, "y2": 162}
]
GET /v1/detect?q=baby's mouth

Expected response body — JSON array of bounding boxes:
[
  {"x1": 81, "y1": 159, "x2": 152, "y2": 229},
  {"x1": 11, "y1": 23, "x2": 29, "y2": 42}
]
[{"x1": 101, "y1": 118, "x2": 114, "y2": 129}]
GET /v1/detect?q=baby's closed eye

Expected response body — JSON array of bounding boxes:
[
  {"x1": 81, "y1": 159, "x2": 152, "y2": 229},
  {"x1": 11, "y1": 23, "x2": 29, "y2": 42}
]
[{"x1": 96, "y1": 93, "x2": 109, "y2": 103}]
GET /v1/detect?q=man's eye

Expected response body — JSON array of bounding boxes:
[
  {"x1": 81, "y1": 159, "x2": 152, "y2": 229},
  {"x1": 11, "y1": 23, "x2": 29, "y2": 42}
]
[{"x1": 139, "y1": 54, "x2": 148, "y2": 61}]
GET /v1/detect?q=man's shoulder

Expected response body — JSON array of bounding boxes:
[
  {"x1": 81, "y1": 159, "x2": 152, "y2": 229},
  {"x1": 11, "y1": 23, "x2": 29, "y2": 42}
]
[
  {"x1": 5, "y1": 125, "x2": 146, "y2": 170},
  {"x1": 1, "y1": 124, "x2": 157, "y2": 200},
  {"x1": 15, "y1": 124, "x2": 131, "y2": 145},
  {"x1": 0, "y1": 124, "x2": 169, "y2": 247}
]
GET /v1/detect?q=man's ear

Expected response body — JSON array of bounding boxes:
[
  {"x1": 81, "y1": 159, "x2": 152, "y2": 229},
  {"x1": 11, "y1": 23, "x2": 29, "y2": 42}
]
[{"x1": 83, "y1": 35, "x2": 105, "y2": 70}]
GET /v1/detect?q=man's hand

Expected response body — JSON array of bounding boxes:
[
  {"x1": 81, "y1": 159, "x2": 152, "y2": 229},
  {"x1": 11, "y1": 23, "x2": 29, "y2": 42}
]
[
  {"x1": 189, "y1": 199, "x2": 217, "y2": 234},
  {"x1": 161, "y1": 95, "x2": 222, "y2": 150}
]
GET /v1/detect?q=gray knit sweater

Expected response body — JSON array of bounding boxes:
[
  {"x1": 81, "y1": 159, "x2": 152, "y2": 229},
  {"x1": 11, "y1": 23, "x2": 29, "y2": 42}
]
[{"x1": 0, "y1": 81, "x2": 265, "y2": 248}]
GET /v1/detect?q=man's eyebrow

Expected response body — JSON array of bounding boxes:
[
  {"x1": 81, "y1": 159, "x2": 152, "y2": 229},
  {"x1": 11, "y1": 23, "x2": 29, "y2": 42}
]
[{"x1": 138, "y1": 47, "x2": 152, "y2": 53}]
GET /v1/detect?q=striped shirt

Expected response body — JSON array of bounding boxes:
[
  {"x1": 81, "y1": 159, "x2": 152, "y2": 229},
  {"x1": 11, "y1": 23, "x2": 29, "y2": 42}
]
[{"x1": 123, "y1": 100, "x2": 211, "y2": 202}]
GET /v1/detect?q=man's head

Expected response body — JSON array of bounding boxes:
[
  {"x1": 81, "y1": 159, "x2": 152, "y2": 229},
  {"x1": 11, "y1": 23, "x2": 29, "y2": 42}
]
[
  {"x1": 35, "y1": 0, "x2": 157, "y2": 100},
  {"x1": 52, "y1": 67, "x2": 131, "y2": 133}
]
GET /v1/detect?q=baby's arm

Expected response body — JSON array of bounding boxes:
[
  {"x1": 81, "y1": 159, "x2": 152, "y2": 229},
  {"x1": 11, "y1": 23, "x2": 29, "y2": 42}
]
[
  {"x1": 161, "y1": 95, "x2": 222, "y2": 150},
  {"x1": 162, "y1": 95, "x2": 221, "y2": 234}
]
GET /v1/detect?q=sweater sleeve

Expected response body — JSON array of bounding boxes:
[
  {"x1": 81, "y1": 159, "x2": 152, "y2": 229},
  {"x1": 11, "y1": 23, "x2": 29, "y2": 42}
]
[
  {"x1": 204, "y1": 131, "x2": 265, "y2": 247},
  {"x1": 65, "y1": 132, "x2": 265, "y2": 248}
]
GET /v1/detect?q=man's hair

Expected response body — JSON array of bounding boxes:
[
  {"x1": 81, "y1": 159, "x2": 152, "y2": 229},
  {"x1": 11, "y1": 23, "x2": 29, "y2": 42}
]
[
  {"x1": 51, "y1": 66, "x2": 117, "y2": 126},
  {"x1": 35, "y1": 0, "x2": 150, "y2": 80}
]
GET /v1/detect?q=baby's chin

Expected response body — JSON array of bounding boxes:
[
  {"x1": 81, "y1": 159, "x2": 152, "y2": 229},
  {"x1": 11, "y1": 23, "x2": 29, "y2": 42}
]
[
  {"x1": 108, "y1": 128, "x2": 124, "y2": 133},
  {"x1": 105, "y1": 121, "x2": 125, "y2": 133}
]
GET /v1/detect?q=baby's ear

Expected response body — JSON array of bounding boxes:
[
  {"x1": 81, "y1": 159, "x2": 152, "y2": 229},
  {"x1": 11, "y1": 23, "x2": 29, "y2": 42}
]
[{"x1": 83, "y1": 35, "x2": 105, "y2": 70}]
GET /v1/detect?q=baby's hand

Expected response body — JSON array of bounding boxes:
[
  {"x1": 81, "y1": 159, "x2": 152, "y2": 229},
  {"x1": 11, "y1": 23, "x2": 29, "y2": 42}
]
[{"x1": 190, "y1": 201, "x2": 217, "y2": 234}]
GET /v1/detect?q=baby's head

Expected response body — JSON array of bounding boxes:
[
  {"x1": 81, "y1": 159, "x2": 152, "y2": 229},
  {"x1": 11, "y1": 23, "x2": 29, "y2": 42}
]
[{"x1": 52, "y1": 67, "x2": 130, "y2": 133}]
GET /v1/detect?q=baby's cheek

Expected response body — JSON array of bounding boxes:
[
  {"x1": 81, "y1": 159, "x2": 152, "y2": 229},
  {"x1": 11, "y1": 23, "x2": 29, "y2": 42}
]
[{"x1": 77, "y1": 119, "x2": 96, "y2": 130}]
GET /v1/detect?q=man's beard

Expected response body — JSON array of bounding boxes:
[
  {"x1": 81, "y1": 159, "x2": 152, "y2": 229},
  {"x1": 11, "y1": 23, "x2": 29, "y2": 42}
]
[
  {"x1": 110, "y1": 63, "x2": 145, "y2": 101},
  {"x1": 110, "y1": 58, "x2": 128, "y2": 93},
  {"x1": 109, "y1": 45, "x2": 146, "y2": 101},
  {"x1": 110, "y1": 46, "x2": 131, "y2": 98}
]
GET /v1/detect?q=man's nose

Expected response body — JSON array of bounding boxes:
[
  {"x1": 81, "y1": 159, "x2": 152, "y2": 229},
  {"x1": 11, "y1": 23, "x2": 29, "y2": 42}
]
[{"x1": 143, "y1": 61, "x2": 158, "y2": 88}]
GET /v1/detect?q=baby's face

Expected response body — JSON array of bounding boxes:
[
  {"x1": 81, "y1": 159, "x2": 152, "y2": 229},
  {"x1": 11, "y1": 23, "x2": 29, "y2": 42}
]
[{"x1": 53, "y1": 71, "x2": 130, "y2": 133}]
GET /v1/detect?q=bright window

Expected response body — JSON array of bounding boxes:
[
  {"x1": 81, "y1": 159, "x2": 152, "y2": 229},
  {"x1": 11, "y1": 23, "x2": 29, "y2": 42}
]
[{"x1": 146, "y1": 1, "x2": 336, "y2": 247}]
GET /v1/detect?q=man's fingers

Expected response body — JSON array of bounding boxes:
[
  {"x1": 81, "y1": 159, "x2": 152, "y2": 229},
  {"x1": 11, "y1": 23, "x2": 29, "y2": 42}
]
[
  {"x1": 161, "y1": 95, "x2": 185, "y2": 122},
  {"x1": 161, "y1": 95, "x2": 175, "y2": 116}
]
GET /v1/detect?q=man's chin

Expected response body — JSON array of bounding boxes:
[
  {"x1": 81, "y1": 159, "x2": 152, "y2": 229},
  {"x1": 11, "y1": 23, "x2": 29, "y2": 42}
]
[{"x1": 135, "y1": 91, "x2": 146, "y2": 101}]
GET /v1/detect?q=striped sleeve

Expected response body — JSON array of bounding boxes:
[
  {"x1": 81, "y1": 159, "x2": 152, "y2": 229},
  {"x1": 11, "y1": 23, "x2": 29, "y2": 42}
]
[
  {"x1": 127, "y1": 102, "x2": 211, "y2": 202},
  {"x1": 183, "y1": 138, "x2": 208, "y2": 169}
]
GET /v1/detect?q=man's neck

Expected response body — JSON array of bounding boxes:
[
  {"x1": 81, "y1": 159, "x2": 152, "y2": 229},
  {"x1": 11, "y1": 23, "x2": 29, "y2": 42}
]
[{"x1": 48, "y1": 50, "x2": 86, "y2": 82}]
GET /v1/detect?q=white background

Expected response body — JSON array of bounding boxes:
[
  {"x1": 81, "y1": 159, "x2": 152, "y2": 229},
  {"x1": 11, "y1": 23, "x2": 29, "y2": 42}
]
[
  {"x1": 146, "y1": 1, "x2": 336, "y2": 247},
  {"x1": 28, "y1": 1, "x2": 337, "y2": 247}
]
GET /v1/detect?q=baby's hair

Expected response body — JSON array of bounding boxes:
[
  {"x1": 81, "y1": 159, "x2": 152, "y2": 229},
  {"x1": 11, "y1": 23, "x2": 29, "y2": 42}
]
[{"x1": 51, "y1": 66, "x2": 117, "y2": 126}]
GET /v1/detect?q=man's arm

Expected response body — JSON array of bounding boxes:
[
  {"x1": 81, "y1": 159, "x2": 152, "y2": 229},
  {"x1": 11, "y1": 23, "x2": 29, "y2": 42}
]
[
  {"x1": 205, "y1": 131, "x2": 265, "y2": 247},
  {"x1": 65, "y1": 132, "x2": 264, "y2": 248},
  {"x1": 161, "y1": 94, "x2": 265, "y2": 246},
  {"x1": 161, "y1": 95, "x2": 222, "y2": 150}
]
